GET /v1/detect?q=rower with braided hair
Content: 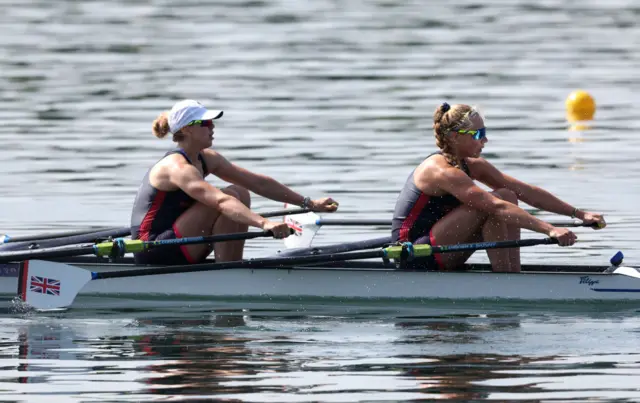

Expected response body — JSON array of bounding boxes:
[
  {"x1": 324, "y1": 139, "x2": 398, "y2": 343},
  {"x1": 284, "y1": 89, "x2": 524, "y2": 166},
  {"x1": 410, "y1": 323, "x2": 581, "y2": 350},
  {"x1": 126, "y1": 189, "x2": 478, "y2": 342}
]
[{"x1": 391, "y1": 102, "x2": 606, "y2": 272}]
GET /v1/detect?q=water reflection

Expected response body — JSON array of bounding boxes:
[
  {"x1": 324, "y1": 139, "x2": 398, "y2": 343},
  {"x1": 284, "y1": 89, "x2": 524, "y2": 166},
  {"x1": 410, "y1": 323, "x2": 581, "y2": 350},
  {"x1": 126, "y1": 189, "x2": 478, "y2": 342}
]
[
  {"x1": 2, "y1": 314, "x2": 258, "y2": 398},
  {"x1": 393, "y1": 313, "x2": 522, "y2": 345},
  {"x1": 0, "y1": 308, "x2": 639, "y2": 400},
  {"x1": 133, "y1": 330, "x2": 262, "y2": 396}
]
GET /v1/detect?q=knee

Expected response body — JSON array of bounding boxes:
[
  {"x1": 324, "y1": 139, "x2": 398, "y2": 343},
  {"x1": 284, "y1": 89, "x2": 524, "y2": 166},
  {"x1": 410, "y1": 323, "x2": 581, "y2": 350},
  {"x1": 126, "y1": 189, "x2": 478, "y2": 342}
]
[
  {"x1": 492, "y1": 188, "x2": 518, "y2": 205},
  {"x1": 224, "y1": 185, "x2": 251, "y2": 207}
]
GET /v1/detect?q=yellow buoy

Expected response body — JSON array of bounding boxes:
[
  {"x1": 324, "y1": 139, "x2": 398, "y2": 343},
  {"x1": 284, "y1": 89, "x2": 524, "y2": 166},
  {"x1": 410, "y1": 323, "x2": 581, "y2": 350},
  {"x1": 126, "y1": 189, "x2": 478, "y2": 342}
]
[{"x1": 565, "y1": 90, "x2": 595, "y2": 122}]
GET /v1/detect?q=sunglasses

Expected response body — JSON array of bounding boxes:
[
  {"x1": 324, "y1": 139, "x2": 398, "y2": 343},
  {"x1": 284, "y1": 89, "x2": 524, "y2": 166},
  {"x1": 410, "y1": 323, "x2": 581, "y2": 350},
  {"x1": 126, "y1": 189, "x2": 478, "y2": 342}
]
[
  {"x1": 456, "y1": 128, "x2": 486, "y2": 140},
  {"x1": 187, "y1": 120, "x2": 214, "y2": 128}
]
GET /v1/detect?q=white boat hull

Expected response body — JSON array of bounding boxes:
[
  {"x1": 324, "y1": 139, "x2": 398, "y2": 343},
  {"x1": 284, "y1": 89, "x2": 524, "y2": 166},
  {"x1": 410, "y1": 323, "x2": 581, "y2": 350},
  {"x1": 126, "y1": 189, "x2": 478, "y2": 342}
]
[{"x1": 2, "y1": 260, "x2": 640, "y2": 301}]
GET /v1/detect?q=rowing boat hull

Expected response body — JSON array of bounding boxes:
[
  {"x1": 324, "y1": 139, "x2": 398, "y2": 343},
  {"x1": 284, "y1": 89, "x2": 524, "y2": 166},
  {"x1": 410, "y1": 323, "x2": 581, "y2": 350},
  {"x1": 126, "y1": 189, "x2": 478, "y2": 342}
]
[{"x1": 2, "y1": 260, "x2": 640, "y2": 301}]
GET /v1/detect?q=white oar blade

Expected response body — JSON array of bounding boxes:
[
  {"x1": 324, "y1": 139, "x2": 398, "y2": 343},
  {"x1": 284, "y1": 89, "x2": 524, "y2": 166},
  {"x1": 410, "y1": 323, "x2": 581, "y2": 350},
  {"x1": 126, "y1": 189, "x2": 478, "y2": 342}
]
[
  {"x1": 283, "y1": 210, "x2": 321, "y2": 249},
  {"x1": 612, "y1": 266, "x2": 640, "y2": 279},
  {"x1": 18, "y1": 260, "x2": 92, "y2": 309}
]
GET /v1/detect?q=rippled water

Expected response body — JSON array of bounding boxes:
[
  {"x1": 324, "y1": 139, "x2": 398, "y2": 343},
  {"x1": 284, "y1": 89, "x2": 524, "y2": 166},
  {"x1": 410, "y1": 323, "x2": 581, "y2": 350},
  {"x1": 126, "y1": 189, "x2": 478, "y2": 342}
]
[
  {"x1": 1, "y1": 0, "x2": 640, "y2": 400},
  {"x1": 1, "y1": 302, "x2": 640, "y2": 402}
]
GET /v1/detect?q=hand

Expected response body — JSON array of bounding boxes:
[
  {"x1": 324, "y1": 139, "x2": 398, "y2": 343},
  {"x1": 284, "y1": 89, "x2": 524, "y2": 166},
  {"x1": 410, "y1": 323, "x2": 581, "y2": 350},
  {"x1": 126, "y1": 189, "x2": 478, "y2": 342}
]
[
  {"x1": 309, "y1": 197, "x2": 339, "y2": 212},
  {"x1": 262, "y1": 221, "x2": 292, "y2": 239},
  {"x1": 548, "y1": 227, "x2": 577, "y2": 246},
  {"x1": 578, "y1": 211, "x2": 606, "y2": 230}
]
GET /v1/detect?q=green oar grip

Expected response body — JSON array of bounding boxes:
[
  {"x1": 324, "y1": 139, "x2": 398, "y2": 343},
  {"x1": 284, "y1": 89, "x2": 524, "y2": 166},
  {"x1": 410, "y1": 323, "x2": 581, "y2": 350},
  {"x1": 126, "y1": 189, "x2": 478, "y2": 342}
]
[
  {"x1": 383, "y1": 243, "x2": 433, "y2": 260},
  {"x1": 94, "y1": 239, "x2": 145, "y2": 257},
  {"x1": 123, "y1": 240, "x2": 145, "y2": 254},
  {"x1": 93, "y1": 242, "x2": 113, "y2": 257}
]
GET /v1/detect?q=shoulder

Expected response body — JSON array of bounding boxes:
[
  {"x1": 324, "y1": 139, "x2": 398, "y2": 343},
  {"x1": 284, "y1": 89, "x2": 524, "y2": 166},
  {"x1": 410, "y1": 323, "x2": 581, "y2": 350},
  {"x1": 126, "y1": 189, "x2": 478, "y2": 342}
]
[
  {"x1": 414, "y1": 154, "x2": 469, "y2": 193},
  {"x1": 419, "y1": 153, "x2": 447, "y2": 170},
  {"x1": 465, "y1": 157, "x2": 500, "y2": 180},
  {"x1": 148, "y1": 153, "x2": 197, "y2": 190},
  {"x1": 159, "y1": 153, "x2": 191, "y2": 170},
  {"x1": 200, "y1": 148, "x2": 228, "y2": 174},
  {"x1": 465, "y1": 156, "x2": 490, "y2": 171},
  {"x1": 151, "y1": 154, "x2": 199, "y2": 181},
  {"x1": 417, "y1": 153, "x2": 458, "y2": 178}
]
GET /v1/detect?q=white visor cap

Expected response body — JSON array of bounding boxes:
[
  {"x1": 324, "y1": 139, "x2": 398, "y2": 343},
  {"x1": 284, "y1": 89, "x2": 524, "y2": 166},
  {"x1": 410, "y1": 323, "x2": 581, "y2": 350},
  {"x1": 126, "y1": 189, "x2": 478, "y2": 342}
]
[{"x1": 168, "y1": 99, "x2": 223, "y2": 134}]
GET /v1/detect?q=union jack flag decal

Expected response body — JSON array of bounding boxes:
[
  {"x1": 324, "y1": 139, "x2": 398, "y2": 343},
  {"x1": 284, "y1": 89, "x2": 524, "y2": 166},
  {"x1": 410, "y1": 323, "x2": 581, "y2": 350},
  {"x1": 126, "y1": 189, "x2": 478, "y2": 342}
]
[
  {"x1": 284, "y1": 216, "x2": 302, "y2": 233},
  {"x1": 30, "y1": 276, "x2": 61, "y2": 296}
]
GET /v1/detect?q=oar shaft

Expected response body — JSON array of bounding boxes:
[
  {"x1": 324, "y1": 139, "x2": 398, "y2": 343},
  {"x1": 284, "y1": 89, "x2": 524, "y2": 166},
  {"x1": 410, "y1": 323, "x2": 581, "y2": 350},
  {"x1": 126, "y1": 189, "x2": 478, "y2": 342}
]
[
  {"x1": 93, "y1": 237, "x2": 559, "y2": 280},
  {"x1": 0, "y1": 244, "x2": 97, "y2": 263},
  {"x1": 0, "y1": 208, "x2": 302, "y2": 248},
  {"x1": 317, "y1": 219, "x2": 390, "y2": 226},
  {"x1": 316, "y1": 219, "x2": 595, "y2": 228},
  {"x1": 0, "y1": 227, "x2": 132, "y2": 252},
  {"x1": 146, "y1": 230, "x2": 273, "y2": 248},
  {"x1": 0, "y1": 230, "x2": 283, "y2": 262},
  {"x1": 115, "y1": 230, "x2": 277, "y2": 255},
  {"x1": 262, "y1": 208, "x2": 310, "y2": 218},
  {"x1": 94, "y1": 249, "x2": 384, "y2": 280},
  {"x1": 431, "y1": 237, "x2": 558, "y2": 254},
  {"x1": 1, "y1": 227, "x2": 126, "y2": 244}
]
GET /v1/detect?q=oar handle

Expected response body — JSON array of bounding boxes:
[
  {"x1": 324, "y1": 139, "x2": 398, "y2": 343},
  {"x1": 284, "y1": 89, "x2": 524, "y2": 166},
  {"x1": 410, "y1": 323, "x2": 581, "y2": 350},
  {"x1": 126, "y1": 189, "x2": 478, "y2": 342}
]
[
  {"x1": 548, "y1": 221, "x2": 603, "y2": 229},
  {"x1": 317, "y1": 219, "x2": 390, "y2": 226},
  {"x1": 261, "y1": 208, "x2": 311, "y2": 218}
]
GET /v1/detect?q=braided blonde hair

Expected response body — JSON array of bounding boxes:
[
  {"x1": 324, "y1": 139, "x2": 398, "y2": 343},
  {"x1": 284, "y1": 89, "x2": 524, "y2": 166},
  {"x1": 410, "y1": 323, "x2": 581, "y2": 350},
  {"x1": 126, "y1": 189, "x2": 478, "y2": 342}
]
[{"x1": 432, "y1": 102, "x2": 478, "y2": 167}]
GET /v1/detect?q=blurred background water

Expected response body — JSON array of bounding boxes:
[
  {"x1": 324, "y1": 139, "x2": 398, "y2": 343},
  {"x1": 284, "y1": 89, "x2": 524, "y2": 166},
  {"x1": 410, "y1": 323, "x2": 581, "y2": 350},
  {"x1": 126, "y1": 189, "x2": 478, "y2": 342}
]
[{"x1": 1, "y1": 0, "x2": 640, "y2": 401}]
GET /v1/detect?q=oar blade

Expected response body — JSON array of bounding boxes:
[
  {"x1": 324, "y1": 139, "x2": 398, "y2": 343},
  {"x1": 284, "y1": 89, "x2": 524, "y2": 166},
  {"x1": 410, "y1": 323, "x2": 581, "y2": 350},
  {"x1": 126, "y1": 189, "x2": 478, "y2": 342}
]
[
  {"x1": 283, "y1": 211, "x2": 321, "y2": 249},
  {"x1": 612, "y1": 266, "x2": 640, "y2": 280},
  {"x1": 18, "y1": 260, "x2": 92, "y2": 310}
]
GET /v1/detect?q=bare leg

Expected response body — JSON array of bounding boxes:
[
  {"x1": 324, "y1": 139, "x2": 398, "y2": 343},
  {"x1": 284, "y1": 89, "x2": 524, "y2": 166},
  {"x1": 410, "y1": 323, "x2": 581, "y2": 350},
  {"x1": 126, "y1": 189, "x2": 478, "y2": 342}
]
[
  {"x1": 211, "y1": 185, "x2": 251, "y2": 262},
  {"x1": 429, "y1": 188, "x2": 520, "y2": 272},
  {"x1": 481, "y1": 215, "x2": 512, "y2": 272},
  {"x1": 429, "y1": 205, "x2": 488, "y2": 271},
  {"x1": 173, "y1": 185, "x2": 251, "y2": 262},
  {"x1": 495, "y1": 189, "x2": 521, "y2": 272},
  {"x1": 485, "y1": 188, "x2": 520, "y2": 272}
]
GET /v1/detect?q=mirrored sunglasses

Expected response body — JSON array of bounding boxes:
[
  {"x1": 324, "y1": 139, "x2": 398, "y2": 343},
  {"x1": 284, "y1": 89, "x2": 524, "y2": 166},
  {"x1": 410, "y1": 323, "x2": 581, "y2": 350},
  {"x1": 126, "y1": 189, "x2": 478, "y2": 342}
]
[
  {"x1": 456, "y1": 128, "x2": 486, "y2": 140},
  {"x1": 187, "y1": 120, "x2": 214, "y2": 128}
]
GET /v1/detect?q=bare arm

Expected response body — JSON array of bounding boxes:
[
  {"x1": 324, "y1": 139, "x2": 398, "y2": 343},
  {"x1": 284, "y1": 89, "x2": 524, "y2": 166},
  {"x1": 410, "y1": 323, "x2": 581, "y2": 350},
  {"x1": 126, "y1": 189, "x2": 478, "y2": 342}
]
[
  {"x1": 169, "y1": 162, "x2": 269, "y2": 229},
  {"x1": 204, "y1": 150, "x2": 305, "y2": 205},
  {"x1": 426, "y1": 165, "x2": 555, "y2": 235},
  {"x1": 469, "y1": 158, "x2": 578, "y2": 217},
  {"x1": 203, "y1": 149, "x2": 338, "y2": 212}
]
